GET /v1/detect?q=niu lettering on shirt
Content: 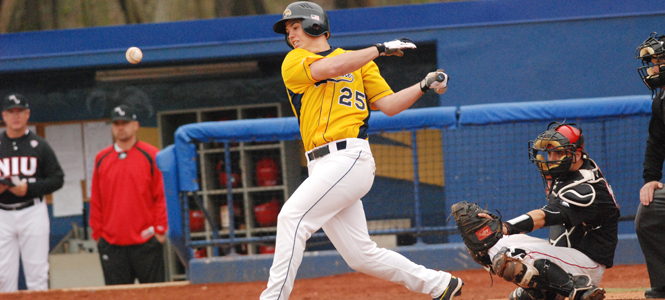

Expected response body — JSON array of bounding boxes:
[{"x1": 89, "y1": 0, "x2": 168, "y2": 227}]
[{"x1": 0, "y1": 157, "x2": 37, "y2": 176}]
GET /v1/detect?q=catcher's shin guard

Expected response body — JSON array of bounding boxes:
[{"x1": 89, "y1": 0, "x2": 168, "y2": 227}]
[
  {"x1": 509, "y1": 287, "x2": 546, "y2": 300},
  {"x1": 492, "y1": 247, "x2": 539, "y2": 288},
  {"x1": 532, "y1": 259, "x2": 604, "y2": 300},
  {"x1": 509, "y1": 287, "x2": 563, "y2": 300},
  {"x1": 566, "y1": 276, "x2": 605, "y2": 300},
  {"x1": 492, "y1": 248, "x2": 605, "y2": 300}
]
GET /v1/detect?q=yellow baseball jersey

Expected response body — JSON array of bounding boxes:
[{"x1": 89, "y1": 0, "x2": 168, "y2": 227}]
[{"x1": 282, "y1": 47, "x2": 394, "y2": 151}]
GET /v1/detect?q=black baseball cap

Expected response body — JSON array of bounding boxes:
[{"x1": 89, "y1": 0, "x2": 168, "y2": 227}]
[
  {"x1": 110, "y1": 105, "x2": 137, "y2": 122},
  {"x1": 2, "y1": 93, "x2": 29, "y2": 111}
]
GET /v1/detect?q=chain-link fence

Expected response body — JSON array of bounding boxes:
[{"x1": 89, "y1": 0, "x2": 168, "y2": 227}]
[{"x1": 157, "y1": 96, "x2": 651, "y2": 259}]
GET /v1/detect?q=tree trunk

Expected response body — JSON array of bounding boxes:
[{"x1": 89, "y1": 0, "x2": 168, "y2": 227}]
[
  {"x1": 216, "y1": 0, "x2": 233, "y2": 17},
  {"x1": 335, "y1": 0, "x2": 374, "y2": 9},
  {"x1": 197, "y1": 0, "x2": 217, "y2": 19},
  {"x1": 153, "y1": 0, "x2": 208, "y2": 22},
  {"x1": 252, "y1": 0, "x2": 265, "y2": 15},
  {"x1": 37, "y1": 0, "x2": 56, "y2": 31},
  {"x1": 81, "y1": 0, "x2": 126, "y2": 27},
  {"x1": 55, "y1": 0, "x2": 85, "y2": 29},
  {"x1": 0, "y1": 0, "x2": 21, "y2": 33},
  {"x1": 22, "y1": 0, "x2": 43, "y2": 31}
]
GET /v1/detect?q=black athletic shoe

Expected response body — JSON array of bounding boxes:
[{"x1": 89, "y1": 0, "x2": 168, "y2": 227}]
[
  {"x1": 433, "y1": 276, "x2": 463, "y2": 300},
  {"x1": 646, "y1": 287, "x2": 665, "y2": 298}
]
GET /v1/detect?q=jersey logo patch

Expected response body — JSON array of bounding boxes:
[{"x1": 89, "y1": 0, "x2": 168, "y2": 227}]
[
  {"x1": 30, "y1": 140, "x2": 38, "y2": 148},
  {"x1": 331, "y1": 73, "x2": 354, "y2": 83},
  {"x1": 476, "y1": 225, "x2": 493, "y2": 241},
  {"x1": 114, "y1": 106, "x2": 126, "y2": 116},
  {"x1": 8, "y1": 95, "x2": 21, "y2": 105}
]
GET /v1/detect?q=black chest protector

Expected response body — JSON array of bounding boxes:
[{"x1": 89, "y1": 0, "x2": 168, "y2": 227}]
[{"x1": 544, "y1": 159, "x2": 612, "y2": 248}]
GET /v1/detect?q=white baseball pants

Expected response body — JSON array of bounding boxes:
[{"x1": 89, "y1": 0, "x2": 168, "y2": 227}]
[
  {"x1": 488, "y1": 234, "x2": 606, "y2": 285},
  {"x1": 260, "y1": 138, "x2": 453, "y2": 300},
  {"x1": 0, "y1": 200, "x2": 50, "y2": 292}
]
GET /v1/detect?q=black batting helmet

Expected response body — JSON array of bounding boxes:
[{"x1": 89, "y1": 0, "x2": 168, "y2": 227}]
[
  {"x1": 529, "y1": 122, "x2": 585, "y2": 181},
  {"x1": 636, "y1": 32, "x2": 665, "y2": 92},
  {"x1": 273, "y1": 1, "x2": 330, "y2": 47}
]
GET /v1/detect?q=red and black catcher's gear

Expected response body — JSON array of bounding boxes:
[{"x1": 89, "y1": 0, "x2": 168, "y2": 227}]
[{"x1": 529, "y1": 122, "x2": 585, "y2": 181}]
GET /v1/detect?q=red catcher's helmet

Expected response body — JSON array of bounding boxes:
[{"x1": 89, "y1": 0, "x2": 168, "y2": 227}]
[
  {"x1": 254, "y1": 198, "x2": 280, "y2": 227},
  {"x1": 529, "y1": 122, "x2": 585, "y2": 180},
  {"x1": 256, "y1": 157, "x2": 280, "y2": 187},
  {"x1": 217, "y1": 161, "x2": 241, "y2": 188},
  {"x1": 189, "y1": 210, "x2": 205, "y2": 232},
  {"x1": 258, "y1": 244, "x2": 276, "y2": 254}
]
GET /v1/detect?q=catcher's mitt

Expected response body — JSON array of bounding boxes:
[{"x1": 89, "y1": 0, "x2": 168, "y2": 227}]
[{"x1": 450, "y1": 201, "x2": 504, "y2": 268}]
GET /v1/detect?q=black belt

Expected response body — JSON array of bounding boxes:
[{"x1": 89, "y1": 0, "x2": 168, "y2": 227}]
[
  {"x1": 307, "y1": 140, "x2": 347, "y2": 161},
  {"x1": 0, "y1": 198, "x2": 42, "y2": 211}
]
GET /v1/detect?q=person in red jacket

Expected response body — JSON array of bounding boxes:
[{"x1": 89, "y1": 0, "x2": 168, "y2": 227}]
[{"x1": 89, "y1": 104, "x2": 168, "y2": 285}]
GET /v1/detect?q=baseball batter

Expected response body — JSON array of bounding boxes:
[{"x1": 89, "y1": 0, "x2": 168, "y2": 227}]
[
  {"x1": 261, "y1": 2, "x2": 459, "y2": 300},
  {"x1": 0, "y1": 93, "x2": 64, "y2": 292},
  {"x1": 479, "y1": 122, "x2": 619, "y2": 300}
]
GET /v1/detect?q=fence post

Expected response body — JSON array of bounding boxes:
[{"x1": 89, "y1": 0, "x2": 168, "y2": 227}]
[
  {"x1": 224, "y1": 141, "x2": 236, "y2": 255},
  {"x1": 411, "y1": 130, "x2": 423, "y2": 244}
]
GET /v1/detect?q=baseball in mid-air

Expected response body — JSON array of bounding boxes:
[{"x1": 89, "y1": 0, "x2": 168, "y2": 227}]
[{"x1": 125, "y1": 47, "x2": 143, "y2": 64}]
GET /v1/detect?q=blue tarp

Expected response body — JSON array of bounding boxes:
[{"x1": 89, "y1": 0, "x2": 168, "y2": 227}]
[
  {"x1": 155, "y1": 145, "x2": 192, "y2": 266},
  {"x1": 458, "y1": 95, "x2": 652, "y2": 125}
]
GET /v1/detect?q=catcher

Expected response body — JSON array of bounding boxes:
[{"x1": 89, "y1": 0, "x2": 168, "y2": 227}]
[{"x1": 452, "y1": 122, "x2": 619, "y2": 300}]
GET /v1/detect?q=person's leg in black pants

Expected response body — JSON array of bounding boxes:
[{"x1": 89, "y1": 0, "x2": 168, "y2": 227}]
[
  {"x1": 129, "y1": 237, "x2": 165, "y2": 283},
  {"x1": 97, "y1": 238, "x2": 135, "y2": 285},
  {"x1": 636, "y1": 189, "x2": 665, "y2": 298}
]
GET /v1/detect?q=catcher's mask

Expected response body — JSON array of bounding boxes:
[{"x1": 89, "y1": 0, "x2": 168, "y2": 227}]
[
  {"x1": 636, "y1": 32, "x2": 665, "y2": 94},
  {"x1": 273, "y1": 1, "x2": 330, "y2": 49},
  {"x1": 529, "y1": 122, "x2": 585, "y2": 181}
]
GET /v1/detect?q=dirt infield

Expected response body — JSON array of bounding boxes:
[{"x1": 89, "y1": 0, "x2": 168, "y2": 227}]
[{"x1": 1, "y1": 264, "x2": 652, "y2": 299}]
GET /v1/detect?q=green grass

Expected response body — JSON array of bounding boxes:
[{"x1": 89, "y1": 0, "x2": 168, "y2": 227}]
[{"x1": 606, "y1": 287, "x2": 648, "y2": 293}]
